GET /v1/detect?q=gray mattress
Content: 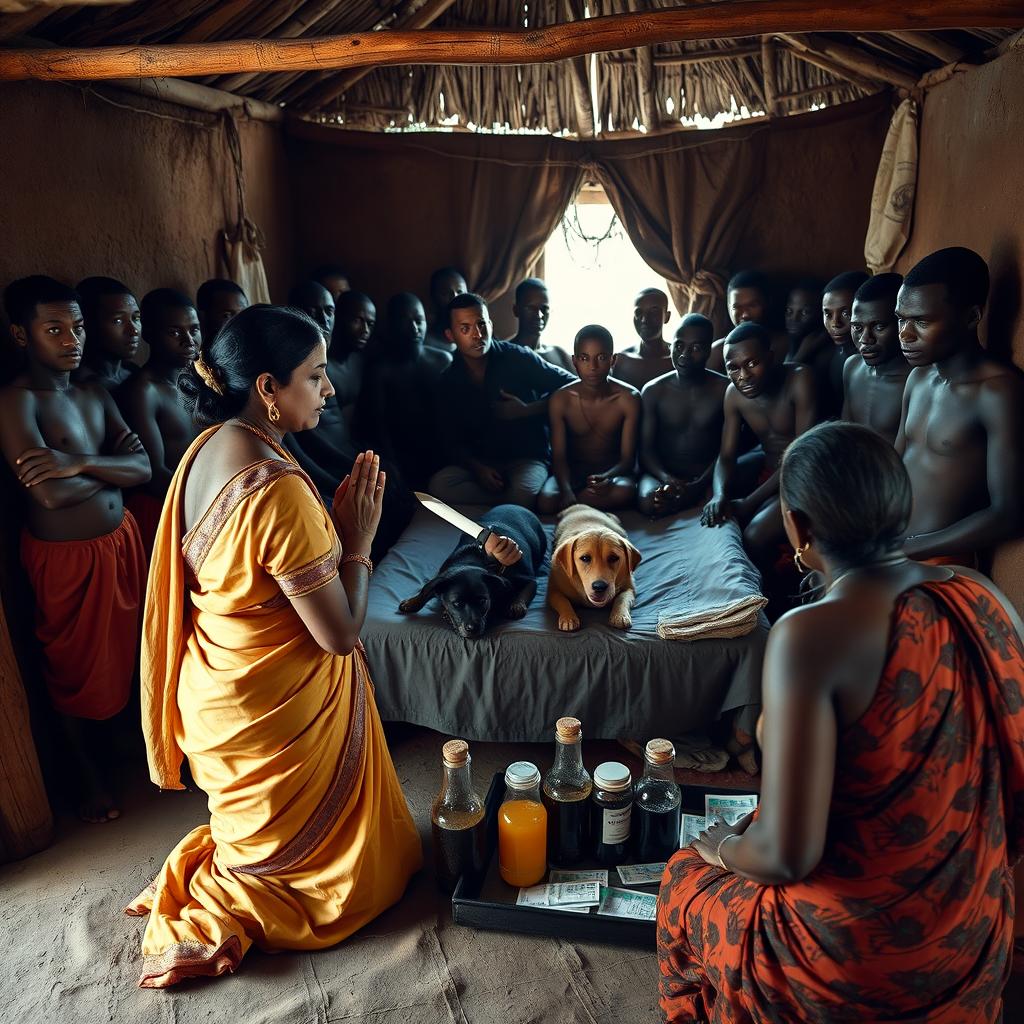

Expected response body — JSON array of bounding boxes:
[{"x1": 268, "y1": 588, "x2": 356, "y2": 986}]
[{"x1": 361, "y1": 506, "x2": 767, "y2": 742}]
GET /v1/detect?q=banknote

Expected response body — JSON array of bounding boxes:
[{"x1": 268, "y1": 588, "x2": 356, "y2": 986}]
[
  {"x1": 596, "y1": 886, "x2": 658, "y2": 921},
  {"x1": 704, "y1": 793, "x2": 758, "y2": 827},
  {"x1": 616, "y1": 863, "x2": 667, "y2": 886},
  {"x1": 548, "y1": 869, "x2": 609, "y2": 886},
  {"x1": 516, "y1": 881, "x2": 601, "y2": 909},
  {"x1": 680, "y1": 813, "x2": 706, "y2": 848}
]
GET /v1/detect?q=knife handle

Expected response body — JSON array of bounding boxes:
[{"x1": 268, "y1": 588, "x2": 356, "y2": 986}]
[{"x1": 475, "y1": 528, "x2": 493, "y2": 548}]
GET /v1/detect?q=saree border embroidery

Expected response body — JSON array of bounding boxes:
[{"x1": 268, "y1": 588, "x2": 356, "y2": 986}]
[
  {"x1": 183, "y1": 460, "x2": 302, "y2": 576},
  {"x1": 140, "y1": 935, "x2": 243, "y2": 988},
  {"x1": 275, "y1": 549, "x2": 339, "y2": 598},
  {"x1": 229, "y1": 647, "x2": 369, "y2": 876}
]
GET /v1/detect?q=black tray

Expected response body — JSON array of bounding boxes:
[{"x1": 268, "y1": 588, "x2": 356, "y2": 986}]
[{"x1": 451, "y1": 772, "x2": 757, "y2": 947}]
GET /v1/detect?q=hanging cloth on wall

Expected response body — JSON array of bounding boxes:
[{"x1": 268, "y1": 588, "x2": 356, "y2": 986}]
[
  {"x1": 864, "y1": 98, "x2": 919, "y2": 273},
  {"x1": 221, "y1": 113, "x2": 271, "y2": 303}
]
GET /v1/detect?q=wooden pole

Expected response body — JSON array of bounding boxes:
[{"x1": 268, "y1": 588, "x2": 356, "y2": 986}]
[
  {"x1": 886, "y1": 30, "x2": 965, "y2": 64},
  {"x1": 0, "y1": 596, "x2": 53, "y2": 863},
  {"x1": 779, "y1": 32, "x2": 919, "y2": 89},
  {"x1": 1, "y1": 0, "x2": 1021, "y2": 83},
  {"x1": 781, "y1": 40, "x2": 883, "y2": 93},
  {"x1": 760, "y1": 35, "x2": 779, "y2": 116},
  {"x1": 650, "y1": 42, "x2": 761, "y2": 66}
]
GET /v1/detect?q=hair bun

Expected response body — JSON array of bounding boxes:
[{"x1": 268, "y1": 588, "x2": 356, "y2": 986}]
[{"x1": 194, "y1": 356, "x2": 225, "y2": 395}]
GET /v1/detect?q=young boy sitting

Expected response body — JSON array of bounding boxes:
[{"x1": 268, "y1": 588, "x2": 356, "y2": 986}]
[
  {"x1": 614, "y1": 287, "x2": 675, "y2": 390},
  {"x1": 74, "y1": 276, "x2": 142, "y2": 393},
  {"x1": 539, "y1": 325, "x2": 640, "y2": 513},
  {"x1": 820, "y1": 270, "x2": 870, "y2": 416},
  {"x1": 842, "y1": 273, "x2": 910, "y2": 445},
  {"x1": 430, "y1": 292, "x2": 575, "y2": 509},
  {"x1": 356, "y1": 292, "x2": 450, "y2": 489},
  {"x1": 638, "y1": 314, "x2": 728, "y2": 517},
  {"x1": 0, "y1": 276, "x2": 151, "y2": 822},
  {"x1": 118, "y1": 288, "x2": 201, "y2": 552},
  {"x1": 507, "y1": 277, "x2": 574, "y2": 373},
  {"x1": 196, "y1": 278, "x2": 248, "y2": 346},
  {"x1": 702, "y1": 323, "x2": 817, "y2": 573},
  {"x1": 424, "y1": 266, "x2": 467, "y2": 354}
]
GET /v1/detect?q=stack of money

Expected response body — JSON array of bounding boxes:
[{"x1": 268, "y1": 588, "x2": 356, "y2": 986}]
[
  {"x1": 596, "y1": 886, "x2": 657, "y2": 920},
  {"x1": 516, "y1": 881, "x2": 601, "y2": 914},
  {"x1": 680, "y1": 793, "x2": 759, "y2": 847},
  {"x1": 616, "y1": 863, "x2": 667, "y2": 886}
]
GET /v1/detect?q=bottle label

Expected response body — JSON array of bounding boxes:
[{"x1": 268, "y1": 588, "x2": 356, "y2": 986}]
[{"x1": 602, "y1": 804, "x2": 631, "y2": 845}]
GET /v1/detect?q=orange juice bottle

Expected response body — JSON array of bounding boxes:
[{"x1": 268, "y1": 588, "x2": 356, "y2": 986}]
[{"x1": 498, "y1": 761, "x2": 547, "y2": 887}]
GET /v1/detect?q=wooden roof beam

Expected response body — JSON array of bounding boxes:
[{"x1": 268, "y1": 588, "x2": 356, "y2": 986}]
[
  {"x1": 886, "y1": 30, "x2": 966, "y2": 64},
  {"x1": 780, "y1": 39, "x2": 884, "y2": 94},
  {"x1": 1, "y1": 0, "x2": 1021, "y2": 83},
  {"x1": 779, "y1": 32, "x2": 919, "y2": 90}
]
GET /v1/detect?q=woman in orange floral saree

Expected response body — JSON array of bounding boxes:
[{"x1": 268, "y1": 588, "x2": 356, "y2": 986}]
[
  {"x1": 659, "y1": 423, "x2": 1024, "y2": 1023},
  {"x1": 126, "y1": 306, "x2": 421, "y2": 987}
]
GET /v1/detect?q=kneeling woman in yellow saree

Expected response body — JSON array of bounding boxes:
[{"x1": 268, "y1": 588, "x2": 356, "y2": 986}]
[{"x1": 126, "y1": 305, "x2": 422, "y2": 987}]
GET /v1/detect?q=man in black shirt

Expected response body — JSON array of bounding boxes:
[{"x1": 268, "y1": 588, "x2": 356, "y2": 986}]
[{"x1": 430, "y1": 293, "x2": 575, "y2": 508}]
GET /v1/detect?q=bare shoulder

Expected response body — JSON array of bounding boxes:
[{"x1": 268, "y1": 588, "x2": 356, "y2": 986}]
[
  {"x1": 767, "y1": 599, "x2": 859, "y2": 691},
  {"x1": 610, "y1": 378, "x2": 641, "y2": 401},
  {"x1": 550, "y1": 381, "x2": 577, "y2": 406},
  {"x1": 0, "y1": 379, "x2": 34, "y2": 418},
  {"x1": 707, "y1": 369, "x2": 729, "y2": 395},
  {"x1": 422, "y1": 347, "x2": 452, "y2": 372},
  {"x1": 640, "y1": 371, "x2": 673, "y2": 398},
  {"x1": 976, "y1": 359, "x2": 1024, "y2": 398}
]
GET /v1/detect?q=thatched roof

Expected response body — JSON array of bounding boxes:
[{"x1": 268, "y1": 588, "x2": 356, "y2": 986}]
[{"x1": 1, "y1": 1, "x2": 1016, "y2": 134}]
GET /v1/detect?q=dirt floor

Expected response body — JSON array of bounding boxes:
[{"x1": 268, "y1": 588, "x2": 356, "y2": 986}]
[{"x1": 4, "y1": 724, "x2": 1021, "y2": 1024}]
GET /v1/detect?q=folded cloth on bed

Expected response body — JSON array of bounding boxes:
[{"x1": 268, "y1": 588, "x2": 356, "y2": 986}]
[{"x1": 656, "y1": 521, "x2": 767, "y2": 641}]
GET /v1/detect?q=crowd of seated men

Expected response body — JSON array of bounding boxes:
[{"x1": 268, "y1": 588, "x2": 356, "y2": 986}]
[{"x1": 2, "y1": 245, "x2": 1021, "y2": 819}]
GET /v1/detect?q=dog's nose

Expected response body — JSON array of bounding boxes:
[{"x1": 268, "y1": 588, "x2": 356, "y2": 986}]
[{"x1": 591, "y1": 579, "x2": 609, "y2": 593}]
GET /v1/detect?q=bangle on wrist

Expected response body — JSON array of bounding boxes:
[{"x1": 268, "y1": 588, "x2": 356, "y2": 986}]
[
  {"x1": 716, "y1": 832, "x2": 740, "y2": 870},
  {"x1": 342, "y1": 553, "x2": 373, "y2": 576}
]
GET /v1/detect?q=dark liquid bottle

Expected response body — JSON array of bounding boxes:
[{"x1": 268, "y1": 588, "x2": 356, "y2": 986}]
[
  {"x1": 431, "y1": 739, "x2": 486, "y2": 893},
  {"x1": 633, "y1": 738, "x2": 682, "y2": 863},
  {"x1": 591, "y1": 761, "x2": 633, "y2": 866},
  {"x1": 541, "y1": 717, "x2": 592, "y2": 866}
]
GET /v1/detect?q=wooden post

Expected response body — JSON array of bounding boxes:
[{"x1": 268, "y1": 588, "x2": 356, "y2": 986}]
[
  {"x1": 1, "y1": 1, "x2": 1021, "y2": 83},
  {"x1": 760, "y1": 35, "x2": 779, "y2": 116},
  {"x1": 0, "y1": 596, "x2": 53, "y2": 862}
]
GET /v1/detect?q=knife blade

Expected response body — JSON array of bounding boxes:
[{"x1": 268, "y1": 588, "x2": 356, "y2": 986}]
[{"x1": 414, "y1": 492, "x2": 493, "y2": 546}]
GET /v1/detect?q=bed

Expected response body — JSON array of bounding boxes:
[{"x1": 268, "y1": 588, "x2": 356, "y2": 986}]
[{"x1": 361, "y1": 506, "x2": 767, "y2": 743}]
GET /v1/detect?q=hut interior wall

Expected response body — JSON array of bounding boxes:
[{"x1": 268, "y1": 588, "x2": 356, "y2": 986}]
[
  {"x1": 0, "y1": 81, "x2": 296, "y2": 305},
  {"x1": 897, "y1": 44, "x2": 1024, "y2": 611}
]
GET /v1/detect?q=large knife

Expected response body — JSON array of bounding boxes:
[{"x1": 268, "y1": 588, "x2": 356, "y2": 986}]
[{"x1": 415, "y1": 492, "x2": 493, "y2": 546}]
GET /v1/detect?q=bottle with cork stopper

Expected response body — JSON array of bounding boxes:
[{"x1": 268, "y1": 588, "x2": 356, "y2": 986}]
[
  {"x1": 633, "y1": 738, "x2": 682, "y2": 862},
  {"x1": 430, "y1": 738, "x2": 486, "y2": 893},
  {"x1": 542, "y1": 717, "x2": 592, "y2": 866}
]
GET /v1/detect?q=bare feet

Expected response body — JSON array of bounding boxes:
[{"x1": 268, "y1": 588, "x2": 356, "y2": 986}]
[{"x1": 78, "y1": 783, "x2": 121, "y2": 824}]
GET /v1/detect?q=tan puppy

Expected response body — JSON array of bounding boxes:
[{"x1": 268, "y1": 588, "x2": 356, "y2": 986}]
[{"x1": 548, "y1": 504, "x2": 642, "y2": 631}]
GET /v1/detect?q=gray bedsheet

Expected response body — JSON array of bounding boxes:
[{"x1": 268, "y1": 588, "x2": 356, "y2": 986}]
[{"x1": 361, "y1": 506, "x2": 767, "y2": 742}]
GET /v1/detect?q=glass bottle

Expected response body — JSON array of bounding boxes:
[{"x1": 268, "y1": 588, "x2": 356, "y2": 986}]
[
  {"x1": 542, "y1": 717, "x2": 593, "y2": 866},
  {"x1": 591, "y1": 761, "x2": 633, "y2": 865},
  {"x1": 498, "y1": 761, "x2": 547, "y2": 887},
  {"x1": 430, "y1": 739, "x2": 487, "y2": 893},
  {"x1": 633, "y1": 739, "x2": 682, "y2": 863}
]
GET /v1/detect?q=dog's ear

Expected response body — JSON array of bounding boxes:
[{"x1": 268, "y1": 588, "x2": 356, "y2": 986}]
[
  {"x1": 398, "y1": 571, "x2": 450, "y2": 614},
  {"x1": 623, "y1": 540, "x2": 642, "y2": 573},
  {"x1": 484, "y1": 573, "x2": 514, "y2": 604},
  {"x1": 553, "y1": 537, "x2": 576, "y2": 578}
]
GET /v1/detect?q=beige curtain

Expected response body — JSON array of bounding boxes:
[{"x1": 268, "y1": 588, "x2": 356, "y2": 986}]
[{"x1": 865, "y1": 98, "x2": 919, "y2": 273}]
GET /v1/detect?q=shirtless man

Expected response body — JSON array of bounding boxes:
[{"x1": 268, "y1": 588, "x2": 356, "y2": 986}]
[
  {"x1": 702, "y1": 323, "x2": 817, "y2": 568},
  {"x1": 784, "y1": 279, "x2": 830, "y2": 365},
  {"x1": 842, "y1": 273, "x2": 910, "y2": 445},
  {"x1": 330, "y1": 290, "x2": 376, "y2": 425},
  {"x1": 196, "y1": 278, "x2": 248, "y2": 345},
  {"x1": 820, "y1": 270, "x2": 870, "y2": 417},
  {"x1": 708, "y1": 271, "x2": 788, "y2": 373},
  {"x1": 895, "y1": 247, "x2": 1024, "y2": 563},
  {"x1": 424, "y1": 266, "x2": 466, "y2": 355},
  {"x1": 0, "y1": 276, "x2": 151, "y2": 822},
  {"x1": 507, "y1": 277, "x2": 574, "y2": 374},
  {"x1": 539, "y1": 325, "x2": 640, "y2": 513},
  {"x1": 357, "y1": 292, "x2": 451, "y2": 489},
  {"x1": 119, "y1": 289, "x2": 201, "y2": 551},
  {"x1": 638, "y1": 314, "x2": 728, "y2": 518},
  {"x1": 73, "y1": 277, "x2": 141, "y2": 393},
  {"x1": 288, "y1": 280, "x2": 335, "y2": 342},
  {"x1": 311, "y1": 263, "x2": 350, "y2": 303},
  {"x1": 615, "y1": 287, "x2": 674, "y2": 390}
]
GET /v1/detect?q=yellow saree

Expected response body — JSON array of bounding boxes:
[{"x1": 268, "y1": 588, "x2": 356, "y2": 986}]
[{"x1": 127, "y1": 426, "x2": 421, "y2": 988}]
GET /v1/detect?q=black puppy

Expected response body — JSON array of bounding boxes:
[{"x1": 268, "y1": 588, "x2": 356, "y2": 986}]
[{"x1": 398, "y1": 504, "x2": 547, "y2": 639}]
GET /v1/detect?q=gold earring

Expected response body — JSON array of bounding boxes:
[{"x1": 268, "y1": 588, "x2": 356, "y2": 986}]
[
  {"x1": 268, "y1": 402, "x2": 281, "y2": 424},
  {"x1": 793, "y1": 543, "x2": 809, "y2": 573}
]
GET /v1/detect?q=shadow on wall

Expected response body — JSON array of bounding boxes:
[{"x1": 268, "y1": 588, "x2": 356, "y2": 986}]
[{"x1": 987, "y1": 235, "x2": 1022, "y2": 365}]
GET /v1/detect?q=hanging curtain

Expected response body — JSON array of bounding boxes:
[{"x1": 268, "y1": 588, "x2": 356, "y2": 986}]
[{"x1": 864, "y1": 98, "x2": 919, "y2": 273}]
